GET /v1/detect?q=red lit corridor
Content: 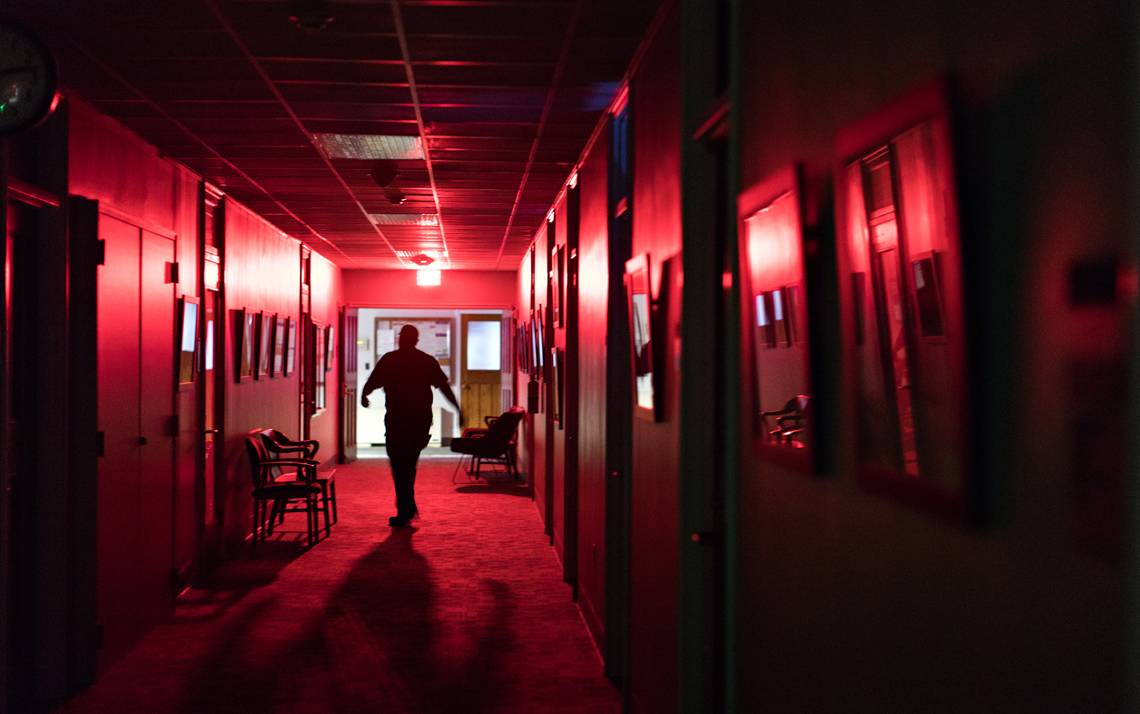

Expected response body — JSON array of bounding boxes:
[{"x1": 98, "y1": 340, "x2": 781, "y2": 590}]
[{"x1": 60, "y1": 456, "x2": 617, "y2": 714}]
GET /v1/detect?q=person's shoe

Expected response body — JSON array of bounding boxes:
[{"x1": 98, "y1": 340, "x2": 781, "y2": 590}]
[{"x1": 388, "y1": 515, "x2": 410, "y2": 527}]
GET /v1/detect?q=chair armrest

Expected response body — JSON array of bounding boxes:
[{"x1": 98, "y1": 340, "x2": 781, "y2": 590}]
[
  {"x1": 260, "y1": 458, "x2": 318, "y2": 469},
  {"x1": 461, "y1": 427, "x2": 489, "y2": 438}
]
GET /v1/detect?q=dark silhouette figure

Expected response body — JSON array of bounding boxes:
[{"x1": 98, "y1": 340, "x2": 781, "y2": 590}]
[{"x1": 362, "y1": 324, "x2": 461, "y2": 526}]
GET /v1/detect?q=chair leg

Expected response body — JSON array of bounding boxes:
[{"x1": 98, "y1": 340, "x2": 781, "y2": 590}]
[
  {"x1": 329, "y1": 480, "x2": 338, "y2": 524},
  {"x1": 321, "y1": 483, "x2": 332, "y2": 537},
  {"x1": 252, "y1": 499, "x2": 260, "y2": 550}
]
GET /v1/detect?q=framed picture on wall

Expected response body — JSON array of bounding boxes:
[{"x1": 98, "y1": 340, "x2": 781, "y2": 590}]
[
  {"x1": 272, "y1": 315, "x2": 285, "y2": 376},
  {"x1": 234, "y1": 308, "x2": 253, "y2": 382},
  {"x1": 255, "y1": 312, "x2": 271, "y2": 380},
  {"x1": 626, "y1": 253, "x2": 657, "y2": 420},
  {"x1": 535, "y1": 307, "x2": 546, "y2": 375},
  {"x1": 551, "y1": 346, "x2": 563, "y2": 427},
  {"x1": 178, "y1": 296, "x2": 199, "y2": 386},
  {"x1": 836, "y1": 78, "x2": 971, "y2": 521},
  {"x1": 529, "y1": 316, "x2": 539, "y2": 377},
  {"x1": 285, "y1": 317, "x2": 297, "y2": 376},
  {"x1": 325, "y1": 325, "x2": 335, "y2": 371},
  {"x1": 551, "y1": 244, "x2": 563, "y2": 328},
  {"x1": 739, "y1": 164, "x2": 814, "y2": 471}
]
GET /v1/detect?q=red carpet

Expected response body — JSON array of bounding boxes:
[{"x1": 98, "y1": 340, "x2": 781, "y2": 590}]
[{"x1": 61, "y1": 457, "x2": 620, "y2": 713}]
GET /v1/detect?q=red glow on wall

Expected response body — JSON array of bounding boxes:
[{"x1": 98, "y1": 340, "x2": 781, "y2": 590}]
[{"x1": 745, "y1": 192, "x2": 803, "y2": 289}]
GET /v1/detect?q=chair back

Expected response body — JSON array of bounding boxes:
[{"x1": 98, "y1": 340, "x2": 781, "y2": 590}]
[
  {"x1": 244, "y1": 433, "x2": 271, "y2": 489},
  {"x1": 478, "y1": 408, "x2": 524, "y2": 455}
]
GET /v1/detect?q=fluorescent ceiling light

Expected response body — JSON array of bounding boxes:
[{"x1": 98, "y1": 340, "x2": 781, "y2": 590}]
[
  {"x1": 369, "y1": 213, "x2": 439, "y2": 226},
  {"x1": 416, "y1": 269, "x2": 442, "y2": 286},
  {"x1": 312, "y1": 133, "x2": 424, "y2": 160}
]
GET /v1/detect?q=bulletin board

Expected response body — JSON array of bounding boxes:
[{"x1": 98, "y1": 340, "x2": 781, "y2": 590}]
[{"x1": 374, "y1": 318, "x2": 454, "y2": 376}]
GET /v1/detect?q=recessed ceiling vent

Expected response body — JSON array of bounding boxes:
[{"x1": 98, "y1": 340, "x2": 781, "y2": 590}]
[
  {"x1": 369, "y1": 214, "x2": 439, "y2": 226},
  {"x1": 313, "y1": 133, "x2": 423, "y2": 160}
]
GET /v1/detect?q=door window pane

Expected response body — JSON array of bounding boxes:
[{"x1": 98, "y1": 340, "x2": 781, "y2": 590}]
[{"x1": 467, "y1": 320, "x2": 501, "y2": 371}]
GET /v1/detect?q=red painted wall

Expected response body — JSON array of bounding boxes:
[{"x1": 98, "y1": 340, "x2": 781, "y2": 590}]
[
  {"x1": 575, "y1": 132, "x2": 610, "y2": 645},
  {"x1": 343, "y1": 269, "x2": 515, "y2": 309},
  {"x1": 308, "y1": 253, "x2": 343, "y2": 466},
  {"x1": 71, "y1": 98, "x2": 200, "y2": 670},
  {"x1": 734, "y1": 0, "x2": 1129, "y2": 710},
  {"x1": 627, "y1": 15, "x2": 682, "y2": 714},
  {"x1": 550, "y1": 194, "x2": 568, "y2": 565}
]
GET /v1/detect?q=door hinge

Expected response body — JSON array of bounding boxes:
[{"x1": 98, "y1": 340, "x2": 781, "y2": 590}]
[
  {"x1": 167, "y1": 261, "x2": 179, "y2": 284},
  {"x1": 95, "y1": 431, "x2": 105, "y2": 457},
  {"x1": 95, "y1": 239, "x2": 106, "y2": 266}
]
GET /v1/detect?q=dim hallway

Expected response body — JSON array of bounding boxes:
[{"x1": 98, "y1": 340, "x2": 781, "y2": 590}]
[{"x1": 57, "y1": 459, "x2": 618, "y2": 714}]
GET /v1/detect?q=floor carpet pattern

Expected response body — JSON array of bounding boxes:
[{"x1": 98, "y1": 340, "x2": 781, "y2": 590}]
[{"x1": 60, "y1": 458, "x2": 620, "y2": 713}]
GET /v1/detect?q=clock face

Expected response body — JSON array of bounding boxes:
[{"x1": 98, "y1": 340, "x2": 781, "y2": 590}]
[{"x1": 0, "y1": 24, "x2": 58, "y2": 136}]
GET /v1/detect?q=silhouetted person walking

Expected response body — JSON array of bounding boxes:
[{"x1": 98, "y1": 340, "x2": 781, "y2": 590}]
[{"x1": 362, "y1": 325, "x2": 462, "y2": 527}]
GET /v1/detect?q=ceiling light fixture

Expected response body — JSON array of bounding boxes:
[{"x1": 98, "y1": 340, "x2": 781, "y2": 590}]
[
  {"x1": 312, "y1": 133, "x2": 424, "y2": 160},
  {"x1": 369, "y1": 213, "x2": 439, "y2": 226},
  {"x1": 369, "y1": 161, "x2": 398, "y2": 187}
]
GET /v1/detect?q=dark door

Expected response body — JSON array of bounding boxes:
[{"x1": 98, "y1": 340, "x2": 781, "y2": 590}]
[{"x1": 339, "y1": 307, "x2": 358, "y2": 463}]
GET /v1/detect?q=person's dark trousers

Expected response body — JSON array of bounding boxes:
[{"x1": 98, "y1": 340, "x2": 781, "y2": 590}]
[{"x1": 385, "y1": 439, "x2": 422, "y2": 518}]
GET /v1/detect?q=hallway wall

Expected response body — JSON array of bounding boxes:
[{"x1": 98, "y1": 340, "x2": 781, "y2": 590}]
[
  {"x1": 575, "y1": 132, "x2": 610, "y2": 647},
  {"x1": 343, "y1": 269, "x2": 515, "y2": 309},
  {"x1": 64, "y1": 97, "x2": 346, "y2": 672},
  {"x1": 734, "y1": 1, "x2": 1130, "y2": 711}
]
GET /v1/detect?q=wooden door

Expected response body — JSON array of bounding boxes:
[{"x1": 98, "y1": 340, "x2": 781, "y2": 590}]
[
  {"x1": 460, "y1": 314, "x2": 502, "y2": 430},
  {"x1": 339, "y1": 307, "x2": 358, "y2": 463}
]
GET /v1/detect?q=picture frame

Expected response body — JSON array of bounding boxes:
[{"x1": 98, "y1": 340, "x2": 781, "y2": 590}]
[
  {"x1": 534, "y1": 307, "x2": 546, "y2": 376},
  {"x1": 285, "y1": 317, "x2": 297, "y2": 376},
  {"x1": 551, "y1": 346, "x2": 563, "y2": 428},
  {"x1": 272, "y1": 314, "x2": 285, "y2": 376},
  {"x1": 325, "y1": 325, "x2": 335, "y2": 371},
  {"x1": 551, "y1": 244, "x2": 564, "y2": 328},
  {"x1": 177, "y1": 296, "x2": 199, "y2": 386},
  {"x1": 625, "y1": 253, "x2": 657, "y2": 420},
  {"x1": 234, "y1": 308, "x2": 253, "y2": 382},
  {"x1": 738, "y1": 164, "x2": 814, "y2": 471},
  {"x1": 255, "y1": 312, "x2": 271, "y2": 380},
  {"x1": 835, "y1": 78, "x2": 971, "y2": 521}
]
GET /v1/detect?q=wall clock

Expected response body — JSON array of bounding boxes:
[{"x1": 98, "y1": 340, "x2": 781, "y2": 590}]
[{"x1": 0, "y1": 23, "x2": 59, "y2": 136}]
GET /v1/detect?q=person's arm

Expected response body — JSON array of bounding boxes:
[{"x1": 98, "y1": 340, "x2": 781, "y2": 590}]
[
  {"x1": 432, "y1": 361, "x2": 463, "y2": 424},
  {"x1": 361, "y1": 359, "x2": 385, "y2": 408}
]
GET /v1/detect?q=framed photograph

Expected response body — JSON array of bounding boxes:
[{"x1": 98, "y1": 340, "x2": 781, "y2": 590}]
[
  {"x1": 178, "y1": 296, "x2": 199, "y2": 386},
  {"x1": 551, "y1": 346, "x2": 563, "y2": 427},
  {"x1": 535, "y1": 307, "x2": 546, "y2": 375},
  {"x1": 551, "y1": 244, "x2": 563, "y2": 328},
  {"x1": 285, "y1": 317, "x2": 297, "y2": 376},
  {"x1": 739, "y1": 165, "x2": 813, "y2": 470},
  {"x1": 325, "y1": 325, "x2": 335, "y2": 371},
  {"x1": 272, "y1": 315, "x2": 285, "y2": 376},
  {"x1": 625, "y1": 253, "x2": 656, "y2": 420},
  {"x1": 234, "y1": 308, "x2": 253, "y2": 382},
  {"x1": 836, "y1": 78, "x2": 970, "y2": 521},
  {"x1": 255, "y1": 312, "x2": 271, "y2": 380},
  {"x1": 529, "y1": 316, "x2": 539, "y2": 376}
]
